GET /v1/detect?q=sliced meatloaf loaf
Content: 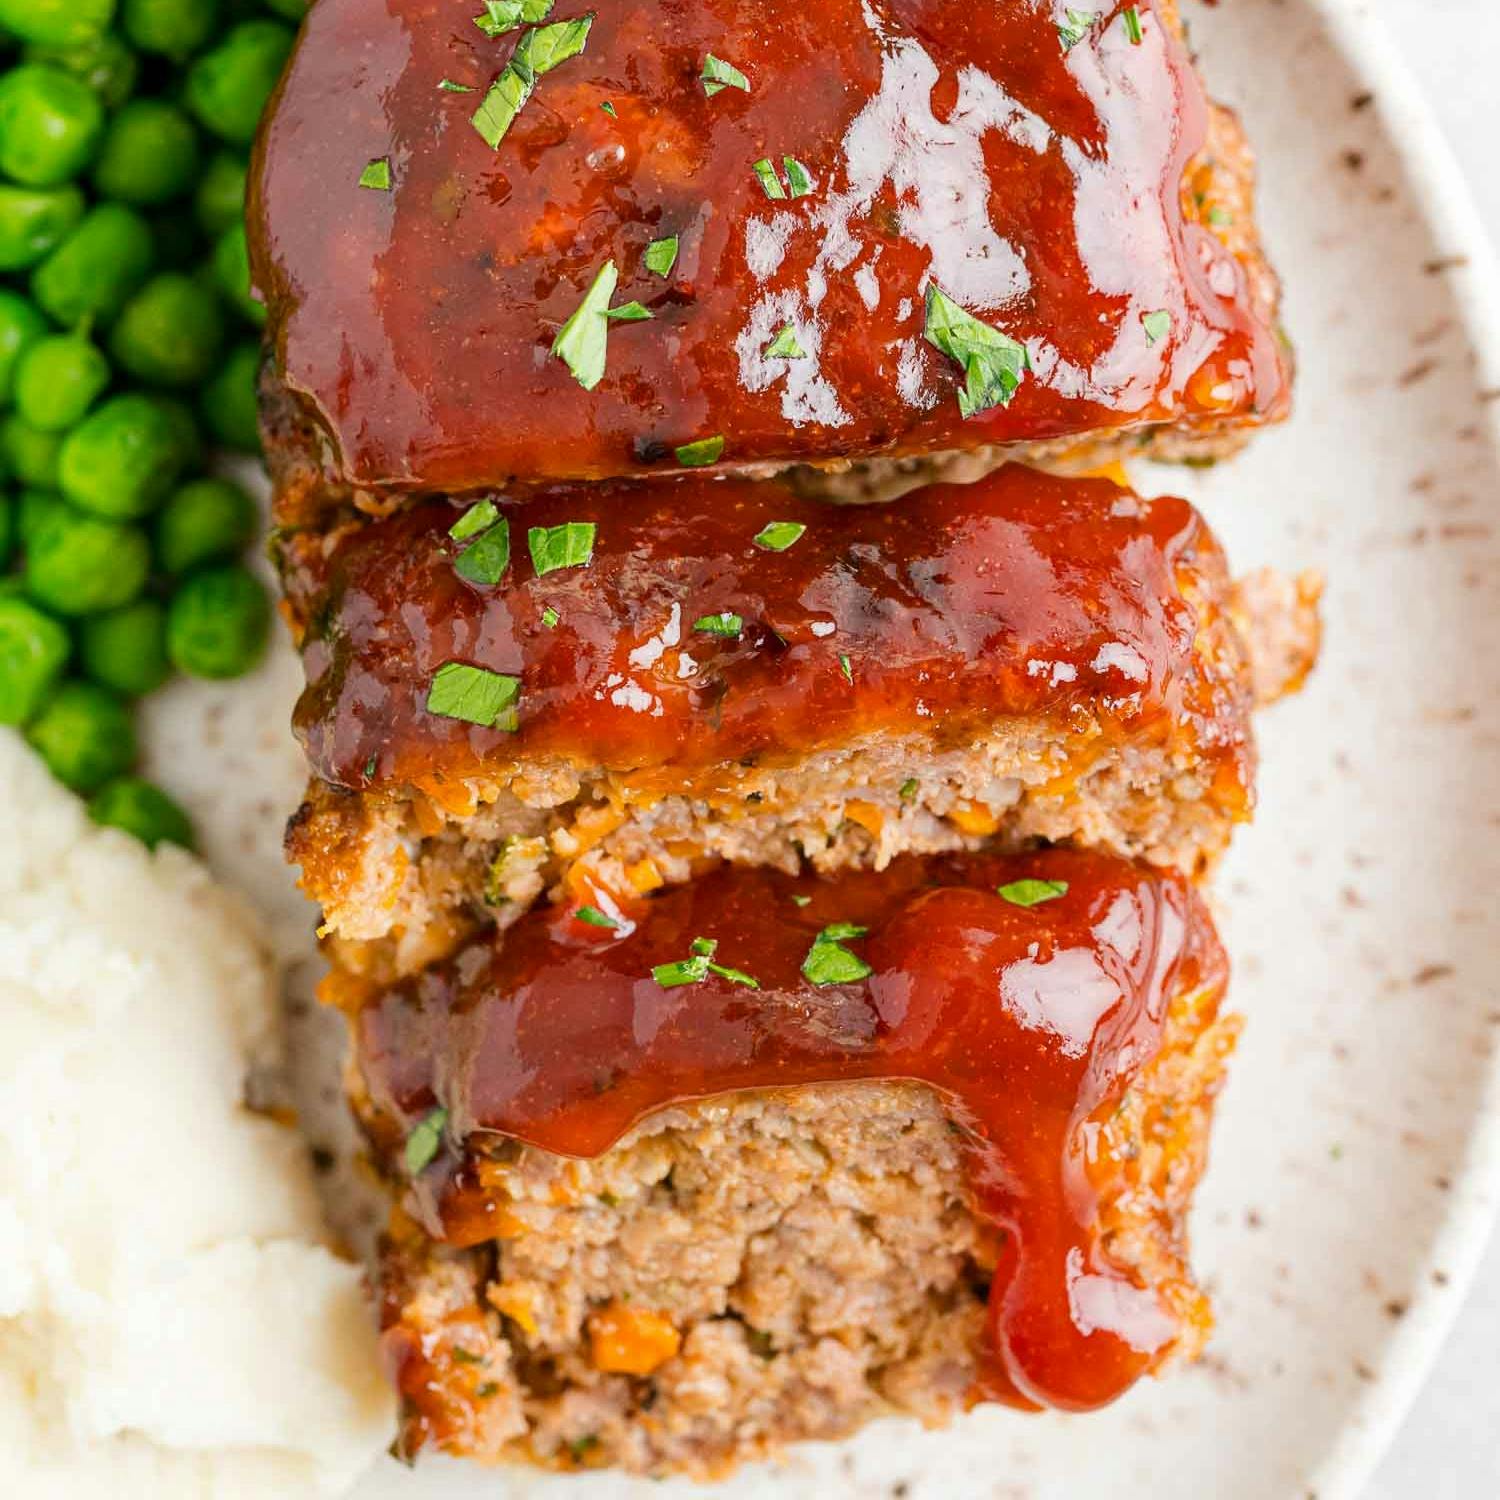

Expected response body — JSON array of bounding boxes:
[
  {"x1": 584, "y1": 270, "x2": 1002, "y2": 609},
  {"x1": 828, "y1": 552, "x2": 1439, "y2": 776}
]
[
  {"x1": 251, "y1": 0, "x2": 1289, "y2": 516},
  {"x1": 276, "y1": 464, "x2": 1275, "y2": 978},
  {"x1": 351, "y1": 847, "x2": 1235, "y2": 1475}
]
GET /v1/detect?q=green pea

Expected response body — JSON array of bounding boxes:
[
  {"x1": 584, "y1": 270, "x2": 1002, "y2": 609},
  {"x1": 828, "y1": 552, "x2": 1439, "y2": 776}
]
[
  {"x1": 0, "y1": 593, "x2": 70, "y2": 724},
  {"x1": 122, "y1": 0, "x2": 220, "y2": 60},
  {"x1": 24, "y1": 499, "x2": 149, "y2": 615},
  {"x1": 155, "y1": 476, "x2": 256, "y2": 574},
  {"x1": 0, "y1": 415, "x2": 62, "y2": 487},
  {"x1": 210, "y1": 222, "x2": 264, "y2": 326},
  {"x1": 24, "y1": 32, "x2": 140, "y2": 110},
  {"x1": 14, "y1": 335, "x2": 110, "y2": 432},
  {"x1": 0, "y1": 289, "x2": 49, "y2": 403},
  {"x1": 88, "y1": 774, "x2": 193, "y2": 848},
  {"x1": 110, "y1": 272, "x2": 225, "y2": 388},
  {"x1": 0, "y1": 0, "x2": 117, "y2": 50},
  {"x1": 200, "y1": 339, "x2": 259, "y2": 451},
  {"x1": 0, "y1": 64, "x2": 106, "y2": 186},
  {"x1": 194, "y1": 149, "x2": 245, "y2": 237},
  {"x1": 78, "y1": 597, "x2": 169, "y2": 696},
  {"x1": 58, "y1": 393, "x2": 190, "y2": 518},
  {"x1": 183, "y1": 20, "x2": 292, "y2": 146},
  {"x1": 17, "y1": 487, "x2": 59, "y2": 548},
  {"x1": 148, "y1": 394, "x2": 205, "y2": 470},
  {"x1": 0, "y1": 183, "x2": 85, "y2": 271},
  {"x1": 92, "y1": 97, "x2": 200, "y2": 206},
  {"x1": 25, "y1": 678, "x2": 135, "y2": 792},
  {"x1": 166, "y1": 562, "x2": 267, "y2": 679},
  {"x1": 31, "y1": 201, "x2": 154, "y2": 324}
]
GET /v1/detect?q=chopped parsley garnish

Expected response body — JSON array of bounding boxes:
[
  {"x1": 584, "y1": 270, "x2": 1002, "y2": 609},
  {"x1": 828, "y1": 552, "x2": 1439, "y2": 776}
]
[
  {"x1": 1122, "y1": 5, "x2": 1143, "y2": 42},
  {"x1": 1141, "y1": 309, "x2": 1171, "y2": 346},
  {"x1": 473, "y1": 0, "x2": 553, "y2": 36},
  {"x1": 782, "y1": 156, "x2": 815, "y2": 197},
  {"x1": 605, "y1": 301, "x2": 653, "y2": 322},
  {"x1": 693, "y1": 612, "x2": 743, "y2": 638},
  {"x1": 790, "y1": 893, "x2": 812, "y2": 907},
  {"x1": 751, "y1": 157, "x2": 785, "y2": 200},
  {"x1": 541, "y1": 604, "x2": 560, "y2": 628},
  {"x1": 701, "y1": 53, "x2": 750, "y2": 97},
  {"x1": 838, "y1": 652, "x2": 853, "y2": 683},
  {"x1": 652, "y1": 935, "x2": 760, "y2": 989},
  {"x1": 752, "y1": 520, "x2": 805, "y2": 551},
  {"x1": 1057, "y1": 8, "x2": 1098, "y2": 49},
  {"x1": 528, "y1": 521, "x2": 596, "y2": 575},
  {"x1": 996, "y1": 878, "x2": 1069, "y2": 908},
  {"x1": 600, "y1": 99, "x2": 617, "y2": 116},
  {"x1": 764, "y1": 325, "x2": 806, "y2": 360},
  {"x1": 404, "y1": 1106, "x2": 448, "y2": 1174},
  {"x1": 675, "y1": 434, "x2": 725, "y2": 466},
  {"x1": 426, "y1": 662, "x2": 521, "y2": 727},
  {"x1": 923, "y1": 284, "x2": 1030, "y2": 418},
  {"x1": 438, "y1": 78, "x2": 476, "y2": 92},
  {"x1": 801, "y1": 923, "x2": 873, "y2": 986},
  {"x1": 471, "y1": 14, "x2": 593, "y2": 148},
  {"x1": 454, "y1": 516, "x2": 512, "y2": 585},
  {"x1": 551, "y1": 261, "x2": 618, "y2": 389},
  {"x1": 450, "y1": 499, "x2": 500, "y2": 540},
  {"x1": 899, "y1": 777, "x2": 918, "y2": 801},
  {"x1": 576, "y1": 904, "x2": 619, "y2": 928},
  {"x1": 358, "y1": 157, "x2": 391, "y2": 190},
  {"x1": 1207, "y1": 205, "x2": 1233, "y2": 226},
  {"x1": 644, "y1": 235, "x2": 678, "y2": 277}
]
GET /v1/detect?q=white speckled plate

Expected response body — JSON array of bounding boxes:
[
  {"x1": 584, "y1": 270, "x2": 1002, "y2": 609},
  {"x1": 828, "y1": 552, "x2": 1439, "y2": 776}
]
[{"x1": 142, "y1": 1, "x2": 1500, "y2": 1495}]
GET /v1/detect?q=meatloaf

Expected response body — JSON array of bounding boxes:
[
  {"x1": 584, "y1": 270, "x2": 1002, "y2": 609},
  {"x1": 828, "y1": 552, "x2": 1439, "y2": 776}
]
[
  {"x1": 276, "y1": 464, "x2": 1275, "y2": 979},
  {"x1": 352, "y1": 846, "x2": 1236, "y2": 1475},
  {"x1": 250, "y1": 0, "x2": 1289, "y2": 514}
]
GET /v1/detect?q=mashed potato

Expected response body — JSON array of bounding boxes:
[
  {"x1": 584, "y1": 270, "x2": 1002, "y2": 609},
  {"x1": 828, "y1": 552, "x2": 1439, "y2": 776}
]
[{"x1": 0, "y1": 730, "x2": 395, "y2": 1498}]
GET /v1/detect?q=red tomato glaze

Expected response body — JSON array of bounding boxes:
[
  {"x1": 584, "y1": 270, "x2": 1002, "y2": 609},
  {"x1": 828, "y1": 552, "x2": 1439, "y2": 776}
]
[
  {"x1": 285, "y1": 464, "x2": 1252, "y2": 804},
  {"x1": 356, "y1": 845, "x2": 1228, "y2": 1412},
  {"x1": 251, "y1": 0, "x2": 1288, "y2": 491}
]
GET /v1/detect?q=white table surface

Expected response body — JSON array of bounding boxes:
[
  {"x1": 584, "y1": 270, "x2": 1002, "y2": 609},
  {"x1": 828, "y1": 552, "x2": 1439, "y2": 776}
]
[{"x1": 1349, "y1": 2, "x2": 1498, "y2": 1494}]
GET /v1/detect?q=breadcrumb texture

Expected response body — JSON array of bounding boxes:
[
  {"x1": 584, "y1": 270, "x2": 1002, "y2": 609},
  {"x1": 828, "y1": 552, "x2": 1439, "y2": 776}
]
[{"x1": 377, "y1": 981, "x2": 1236, "y2": 1478}]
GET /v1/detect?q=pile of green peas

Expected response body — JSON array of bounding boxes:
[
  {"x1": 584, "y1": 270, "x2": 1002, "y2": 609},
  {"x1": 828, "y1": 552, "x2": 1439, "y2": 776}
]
[{"x1": 0, "y1": 0, "x2": 304, "y2": 850}]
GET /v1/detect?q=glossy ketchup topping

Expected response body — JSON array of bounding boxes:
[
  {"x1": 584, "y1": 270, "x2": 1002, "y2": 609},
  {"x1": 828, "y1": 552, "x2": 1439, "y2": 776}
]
[
  {"x1": 285, "y1": 464, "x2": 1252, "y2": 800},
  {"x1": 356, "y1": 846, "x2": 1227, "y2": 1411},
  {"x1": 251, "y1": 0, "x2": 1288, "y2": 492}
]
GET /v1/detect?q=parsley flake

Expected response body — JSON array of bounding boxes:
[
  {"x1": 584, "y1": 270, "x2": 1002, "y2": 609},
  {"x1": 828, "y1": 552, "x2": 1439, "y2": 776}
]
[
  {"x1": 653, "y1": 935, "x2": 759, "y2": 989},
  {"x1": 473, "y1": 0, "x2": 552, "y2": 36},
  {"x1": 471, "y1": 14, "x2": 593, "y2": 147},
  {"x1": 1141, "y1": 309, "x2": 1172, "y2": 346},
  {"x1": 576, "y1": 904, "x2": 619, "y2": 928},
  {"x1": 802, "y1": 923, "x2": 873, "y2": 986},
  {"x1": 644, "y1": 235, "x2": 678, "y2": 277},
  {"x1": 426, "y1": 662, "x2": 521, "y2": 727},
  {"x1": 701, "y1": 54, "x2": 750, "y2": 97},
  {"x1": 541, "y1": 604, "x2": 560, "y2": 628},
  {"x1": 752, "y1": 520, "x2": 805, "y2": 551},
  {"x1": 923, "y1": 284, "x2": 1030, "y2": 418},
  {"x1": 675, "y1": 434, "x2": 725, "y2": 467},
  {"x1": 997, "y1": 878, "x2": 1069, "y2": 908},
  {"x1": 839, "y1": 652, "x2": 853, "y2": 684},
  {"x1": 520, "y1": 14, "x2": 594, "y2": 73},
  {"x1": 1057, "y1": 8, "x2": 1098, "y2": 49},
  {"x1": 605, "y1": 301, "x2": 653, "y2": 322},
  {"x1": 438, "y1": 78, "x2": 476, "y2": 92},
  {"x1": 1122, "y1": 5, "x2": 1143, "y2": 42},
  {"x1": 600, "y1": 99, "x2": 617, "y2": 116},
  {"x1": 790, "y1": 893, "x2": 812, "y2": 907},
  {"x1": 358, "y1": 157, "x2": 391, "y2": 190},
  {"x1": 693, "y1": 612, "x2": 743, "y2": 638},
  {"x1": 899, "y1": 777, "x2": 918, "y2": 801},
  {"x1": 764, "y1": 325, "x2": 806, "y2": 360},
  {"x1": 751, "y1": 158, "x2": 786, "y2": 200},
  {"x1": 404, "y1": 1106, "x2": 448, "y2": 1174},
  {"x1": 551, "y1": 261, "x2": 618, "y2": 389},
  {"x1": 454, "y1": 516, "x2": 512, "y2": 585},
  {"x1": 450, "y1": 499, "x2": 499, "y2": 540},
  {"x1": 529, "y1": 521, "x2": 596, "y2": 575}
]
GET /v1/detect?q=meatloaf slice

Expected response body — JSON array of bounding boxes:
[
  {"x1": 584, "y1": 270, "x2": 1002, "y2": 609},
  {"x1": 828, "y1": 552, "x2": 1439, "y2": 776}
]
[
  {"x1": 277, "y1": 464, "x2": 1269, "y2": 978},
  {"x1": 353, "y1": 847, "x2": 1235, "y2": 1476},
  {"x1": 251, "y1": 0, "x2": 1289, "y2": 512}
]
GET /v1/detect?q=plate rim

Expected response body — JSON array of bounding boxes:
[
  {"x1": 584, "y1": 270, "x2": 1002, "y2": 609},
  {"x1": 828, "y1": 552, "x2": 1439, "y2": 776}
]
[{"x1": 1291, "y1": 1, "x2": 1500, "y2": 1493}]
